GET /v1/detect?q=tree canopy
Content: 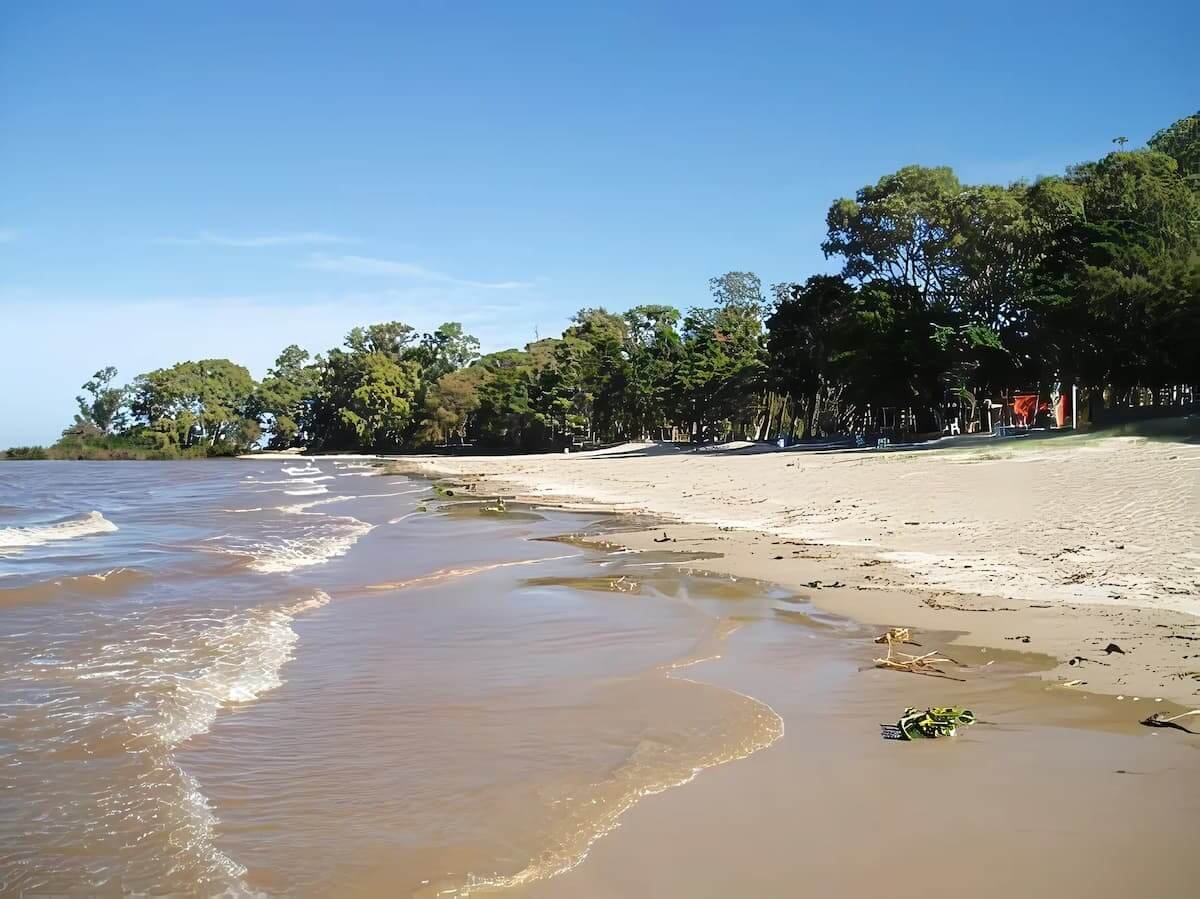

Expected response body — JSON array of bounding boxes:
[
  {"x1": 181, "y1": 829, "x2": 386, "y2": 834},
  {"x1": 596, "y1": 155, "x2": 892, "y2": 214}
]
[{"x1": 22, "y1": 110, "x2": 1200, "y2": 459}]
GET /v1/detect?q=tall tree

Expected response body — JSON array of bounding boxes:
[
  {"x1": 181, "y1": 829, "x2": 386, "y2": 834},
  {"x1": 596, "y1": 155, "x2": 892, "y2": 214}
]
[
  {"x1": 766, "y1": 276, "x2": 856, "y2": 436},
  {"x1": 560, "y1": 308, "x2": 630, "y2": 440},
  {"x1": 74, "y1": 366, "x2": 127, "y2": 434},
  {"x1": 1148, "y1": 110, "x2": 1200, "y2": 180},
  {"x1": 824, "y1": 165, "x2": 962, "y2": 300},
  {"x1": 675, "y1": 295, "x2": 764, "y2": 441},
  {"x1": 130, "y1": 359, "x2": 258, "y2": 450},
  {"x1": 421, "y1": 365, "x2": 486, "y2": 445},
  {"x1": 621, "y1": 305, "x2": 682, "y2": 439},
  {"x1": 306, "y1": 323, "x2": 423, "y2": 450},
  {"x1": 255, "y1": 345, "x2": 319, "y2": 448}
]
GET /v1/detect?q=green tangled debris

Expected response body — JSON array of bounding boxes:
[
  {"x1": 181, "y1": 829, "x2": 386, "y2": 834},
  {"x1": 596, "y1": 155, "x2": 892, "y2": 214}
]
[{"x1": 881, "y1": 707, "x2": 976, "y2": 741}]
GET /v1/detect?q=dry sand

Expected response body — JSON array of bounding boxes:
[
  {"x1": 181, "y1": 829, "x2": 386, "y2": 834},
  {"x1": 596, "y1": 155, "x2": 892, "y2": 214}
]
[{"x1": 387, "y1": 432, "x2": 1200, "y2": 706}]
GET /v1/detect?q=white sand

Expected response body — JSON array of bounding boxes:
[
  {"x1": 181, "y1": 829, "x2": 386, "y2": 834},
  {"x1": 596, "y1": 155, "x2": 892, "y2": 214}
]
[{"x1": 397, "y1": 435, "x2": 1200, "y2": 613}]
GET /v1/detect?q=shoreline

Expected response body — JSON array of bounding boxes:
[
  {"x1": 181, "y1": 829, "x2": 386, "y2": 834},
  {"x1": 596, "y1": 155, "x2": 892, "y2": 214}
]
[{"x1": 379, "y1": 438, "x2": 1200, "y2": 708}]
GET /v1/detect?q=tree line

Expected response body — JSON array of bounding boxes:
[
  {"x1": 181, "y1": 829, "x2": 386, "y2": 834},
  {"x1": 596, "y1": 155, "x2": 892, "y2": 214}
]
[{"x1": 14, "y1": 110, "x2": 1199, "y2": 459}]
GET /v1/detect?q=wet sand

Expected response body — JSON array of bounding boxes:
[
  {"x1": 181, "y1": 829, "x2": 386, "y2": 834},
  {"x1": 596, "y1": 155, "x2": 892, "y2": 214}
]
[
  {"x1": 515, "y1": 623, "x2": 1200, "y2": 899},
  {"x1": 385, "y1": 433, "x2": 1200, "y2": 707},
  {"x1": 356, "y1": 440, "x2": 1200, "y2": 896},
  {"x1": 331, "y1": 526, "x2": 1200, "y2": 898}
]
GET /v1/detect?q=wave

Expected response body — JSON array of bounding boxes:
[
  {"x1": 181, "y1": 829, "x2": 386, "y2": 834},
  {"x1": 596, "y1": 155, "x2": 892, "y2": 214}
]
[
  {"x1": 279, "y1": 487, "x2": 425, "y2": 516},
  {"x1": 284, "y1": 485, "x2": 329, "y2": 496},
  {"x1": 360, "y1": 555, "x2": 576, "y2": 593},
  {"x1": 415, "y1": 617, "x2": 783, "y2": 898},
  {"x1": 388, "y1": 511, "x2": 424, "y2": 525},
  {"x1": 153, "y1": 591, "x2": 331, "y2": 744},
  {"x1": 0, "y1": 510, "x2": 118, "y2": 549},
  {"x1": 207, "y1": 516, "x2": 373, "y2": 573},
  {"x1": 278, "y1": 494, "x2": 354, "y2": 514},
  {"x1": 281, "y1": 464, "x2": 323, "y2": 476},
  {"x1": 1, "y1": 591, "x2": 329, "y2": 895},
  {"x1": 0, "y1": 567, "x2": 151, "y2": 608}
]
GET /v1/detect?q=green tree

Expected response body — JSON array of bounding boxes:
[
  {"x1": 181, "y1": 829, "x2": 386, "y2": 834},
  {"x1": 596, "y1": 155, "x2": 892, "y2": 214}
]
[
  {"x1": 307, "y1": 323, "x2": 423, "y2": 450},
  {"x1": 130, "y1": 359, "x2": 258, "y2": 451},
  {"x1": 708, "y1": 271, "x2": 765, "y2": 316},
  {"x1": 1080, "y1": 150, "x2": 1199, "y2": 249},
  {"x1": 412, "y1": 322, "x2": 481, "y2": 382},
  {"x1": 474, "y1": 349, "x2": 539, "y2": 448},
  {"x1": 255, "y1": 345, "x2": 319, "y2": 448},
  {"x1": 421, "y1": 365, "x2": 486, "y2": 444},
  {"x1": 833, "y1": 282, "x2": 957, "y2": 430},
  {"x1": 766, "y1": 276, "x2": 856, "y2": 437},
  {"x1": 620, "y1": 305, "x2": 682, "y2": 438},
  {"x1": 675, "y1": 288, "x2": 764, "y2": 441},
  {"x1": 559, "y1": 308, "x2": 630, "y2": 440},
  {"x1": 1029, "y1": 149, "x2": 1200, "y2": 402},
  {"x1": 74, "y1": 366, "x2": 127, "y2": 434},
  {"x1": 1148, "y1": 110, "x2": 1200, "y2": 180},
  {"x1": 824, "y1": 165, "x2": 962, "y2": 300},
  {"x1": 339, "y1": 353, "x2": 420, "y2": 447}
]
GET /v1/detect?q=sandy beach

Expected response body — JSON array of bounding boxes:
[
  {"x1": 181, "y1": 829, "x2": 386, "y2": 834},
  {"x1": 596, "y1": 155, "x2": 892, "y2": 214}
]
[{"x1": 386, "y1": 431, "x2": 1200, "y2": 707}]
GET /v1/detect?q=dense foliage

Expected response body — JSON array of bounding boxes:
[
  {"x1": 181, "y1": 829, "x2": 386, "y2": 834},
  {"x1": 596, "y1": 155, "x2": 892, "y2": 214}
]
[{"x1": 10, "y1": 111, "x2": 1198, "y2": 458}]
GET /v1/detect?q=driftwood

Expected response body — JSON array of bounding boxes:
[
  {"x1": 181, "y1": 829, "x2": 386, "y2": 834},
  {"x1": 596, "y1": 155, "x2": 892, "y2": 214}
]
[
  {"x1": 1140, "y1": 710, "x2": 1200, "y2": 734},
  {"x1": 870, "y1": 642, "x2": 966, "y2": 682},
  {"x1": 873, "y1": 627, "x2": 921, "y2": 647}
]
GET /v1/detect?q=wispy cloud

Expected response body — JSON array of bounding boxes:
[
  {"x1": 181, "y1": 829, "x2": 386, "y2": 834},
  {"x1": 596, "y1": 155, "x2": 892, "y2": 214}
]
[
  {"x1": 158, "y1": 231, "x2": 353, "y2": 248},
  {"x1": 305, "y1": 254, "x2": 533, "y2": 290},
  {"x1": 0, "y1": 229, "x2": 18, "y2": 243}
]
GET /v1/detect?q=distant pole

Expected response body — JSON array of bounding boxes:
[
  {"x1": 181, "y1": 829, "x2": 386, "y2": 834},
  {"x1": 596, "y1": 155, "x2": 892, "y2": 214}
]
[{"x1": 1072, "y1": 385, "x2": 1078, "y2": 430}]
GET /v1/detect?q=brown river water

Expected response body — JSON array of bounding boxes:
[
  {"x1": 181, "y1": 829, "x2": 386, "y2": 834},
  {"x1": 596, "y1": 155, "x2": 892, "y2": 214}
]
[{"x1": 1, "y1": 461, "x2": 1196, "y2": 898}]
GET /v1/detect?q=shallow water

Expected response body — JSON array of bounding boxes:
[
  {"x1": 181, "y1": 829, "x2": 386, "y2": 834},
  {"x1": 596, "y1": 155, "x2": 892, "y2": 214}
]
[{"x1": 0, "y1": 461, "x2": 796, "y2": 896}]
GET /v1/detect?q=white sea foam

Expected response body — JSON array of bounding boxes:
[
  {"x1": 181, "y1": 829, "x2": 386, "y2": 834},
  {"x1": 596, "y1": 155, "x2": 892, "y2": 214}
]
[
  {"x1": 278, "y1": 488, "x2": 422, "y2": 515},
  {"x1": 283, "y1": 485, "x2": 329, "y2": 496},
  {"x1": 207, "y1": 517, "x2": 373, "y2": 573},
  {"x1": 150, "y1": 591, "x2": 332, "y2": 745},
  {"x1": 3, "y1": 590, "x2": 330, "y2": 895},
  {"x1": 388, "y1": 511, "x2": 424, "y2": 525},
  {"x1": 0, "y1": 510, "x2": 118, "y2": 548},
  {"x1": 249, "y1": 520, "x2": 372, "y2": 573},
  {"x1": 281, "y1": 464, "x2": 322, "y2": 476},
  {"x1": 278, "y1": 495, "x2": 354, "y2": 514}
]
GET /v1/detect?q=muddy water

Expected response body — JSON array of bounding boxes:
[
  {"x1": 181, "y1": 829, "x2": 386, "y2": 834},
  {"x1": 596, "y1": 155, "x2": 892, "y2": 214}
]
[
  {"x1": 2, "y1": 461, "x2": 1196, "y2": 898},
  {"x1": 0, "y1": 462, "x2": 788, "y2": 896}
]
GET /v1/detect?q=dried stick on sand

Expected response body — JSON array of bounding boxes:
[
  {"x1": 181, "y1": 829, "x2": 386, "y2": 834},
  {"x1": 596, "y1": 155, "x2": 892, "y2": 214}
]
[{"x1": 869, "y1": 633, "x2": 966, "y2": 681}]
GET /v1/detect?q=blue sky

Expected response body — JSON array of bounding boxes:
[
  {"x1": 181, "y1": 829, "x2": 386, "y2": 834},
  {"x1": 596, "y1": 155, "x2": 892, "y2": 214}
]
[{"x1": 1, "y1": 1, "x2": 1194, "y2": 445}]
